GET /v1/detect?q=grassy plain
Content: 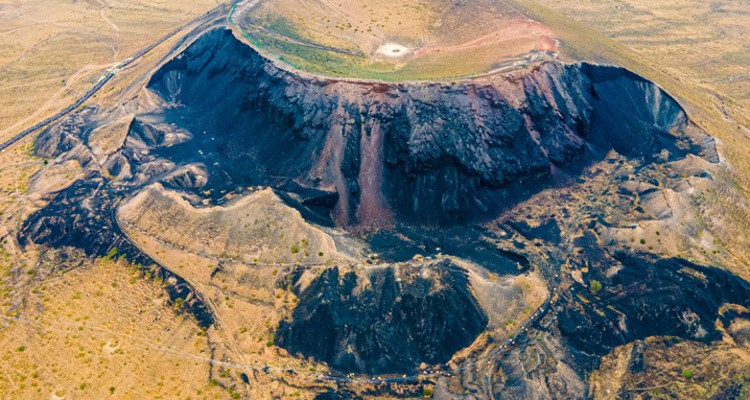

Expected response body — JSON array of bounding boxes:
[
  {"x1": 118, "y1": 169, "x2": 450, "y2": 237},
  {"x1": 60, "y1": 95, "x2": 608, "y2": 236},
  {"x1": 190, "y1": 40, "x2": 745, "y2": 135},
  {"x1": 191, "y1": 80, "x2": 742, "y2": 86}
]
[
  {"x1": 0, "y1": 0, "x2": 220, "y2": 398},
  {"x1": 0, "y1": 257, "x2": 228, "y2": 398}
]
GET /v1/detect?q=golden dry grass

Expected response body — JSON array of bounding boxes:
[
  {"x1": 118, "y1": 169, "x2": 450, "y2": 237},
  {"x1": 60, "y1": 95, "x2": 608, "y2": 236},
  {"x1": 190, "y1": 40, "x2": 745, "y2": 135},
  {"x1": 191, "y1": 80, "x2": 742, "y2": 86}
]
[
  {"x1": 0, "y1": 0, "x2": 218, "y2": 143},
  {"x1": 0, "y1": 257, "x2": 227, "y2": 399},
  {"x1": 119, "y1": 184, "x2": 347, "y2": 265}
]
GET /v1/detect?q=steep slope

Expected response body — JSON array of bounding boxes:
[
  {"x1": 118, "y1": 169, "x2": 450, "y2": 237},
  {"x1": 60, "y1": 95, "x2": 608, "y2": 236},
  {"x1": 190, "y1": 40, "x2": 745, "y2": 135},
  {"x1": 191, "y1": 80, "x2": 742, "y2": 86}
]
[
  {"x1": 276, "y1": 260, "x2": 488, "y2": 374},
  {"x1": 130, "y1": 29, "x2": 707, "y2": 228}
]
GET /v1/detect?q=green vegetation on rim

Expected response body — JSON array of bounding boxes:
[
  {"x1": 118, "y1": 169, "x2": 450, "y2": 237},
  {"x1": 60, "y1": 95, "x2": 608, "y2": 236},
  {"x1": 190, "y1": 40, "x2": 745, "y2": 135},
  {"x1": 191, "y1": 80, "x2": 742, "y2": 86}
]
[{"x1": 228, "y1": 0, "x2": 558, "y2": 81}]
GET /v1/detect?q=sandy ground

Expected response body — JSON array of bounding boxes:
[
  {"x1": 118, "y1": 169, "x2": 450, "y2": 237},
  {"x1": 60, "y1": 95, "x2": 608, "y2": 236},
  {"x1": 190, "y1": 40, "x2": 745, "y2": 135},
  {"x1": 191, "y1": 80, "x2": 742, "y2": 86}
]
[{"x1": 375, "y1": 43, "x2": 411, "y2": 58}]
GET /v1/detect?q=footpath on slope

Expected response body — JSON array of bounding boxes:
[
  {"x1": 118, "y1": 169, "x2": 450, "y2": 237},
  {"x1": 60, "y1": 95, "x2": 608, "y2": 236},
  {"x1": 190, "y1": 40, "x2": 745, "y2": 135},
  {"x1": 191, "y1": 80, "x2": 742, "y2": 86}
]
[{"x1": 0, "y1": 5, "x2": 228, "y2": 153}]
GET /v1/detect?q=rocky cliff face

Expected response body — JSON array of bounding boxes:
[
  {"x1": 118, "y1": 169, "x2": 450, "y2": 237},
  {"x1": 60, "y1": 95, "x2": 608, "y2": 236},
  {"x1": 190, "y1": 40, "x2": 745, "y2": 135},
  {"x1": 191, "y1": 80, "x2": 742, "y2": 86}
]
[{"x1": 135, "y1": 28, "x2": 701, "y2": 227}]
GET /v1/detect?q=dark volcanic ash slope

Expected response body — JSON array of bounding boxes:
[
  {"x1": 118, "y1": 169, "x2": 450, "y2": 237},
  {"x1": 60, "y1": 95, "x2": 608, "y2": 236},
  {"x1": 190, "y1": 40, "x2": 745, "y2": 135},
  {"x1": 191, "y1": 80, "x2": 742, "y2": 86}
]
[
  {"x1": 276, "y1": 260, "x2": 488, "y2": 374},
  {"x1": 125, "y1": 28, "x2": 708, "y2": 227},
  {"x1": 558, "y1": 248, "x2": 750, "y2": 368}
]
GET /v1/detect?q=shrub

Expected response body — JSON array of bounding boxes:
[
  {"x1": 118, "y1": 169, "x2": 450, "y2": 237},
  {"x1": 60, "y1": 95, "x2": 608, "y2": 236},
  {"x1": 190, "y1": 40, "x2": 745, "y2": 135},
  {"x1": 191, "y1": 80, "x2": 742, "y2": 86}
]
[
  {"x1": 682, "y1": 369, "x2": 693, "y2": 379},
  {"x1": 590, "y1": 280, "x2": 603, "y2": 293},
  {"x1": 105, "y1": 247, "x2": 119, "y2": 259}
]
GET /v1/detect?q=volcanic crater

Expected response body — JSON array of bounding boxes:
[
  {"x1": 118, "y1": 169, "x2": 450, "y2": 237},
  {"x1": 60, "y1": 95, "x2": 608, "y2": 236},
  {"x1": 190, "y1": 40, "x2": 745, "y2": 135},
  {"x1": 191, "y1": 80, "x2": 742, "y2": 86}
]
[{"x1": 17, "y1": 26, "x2": 749, "y2": 396}]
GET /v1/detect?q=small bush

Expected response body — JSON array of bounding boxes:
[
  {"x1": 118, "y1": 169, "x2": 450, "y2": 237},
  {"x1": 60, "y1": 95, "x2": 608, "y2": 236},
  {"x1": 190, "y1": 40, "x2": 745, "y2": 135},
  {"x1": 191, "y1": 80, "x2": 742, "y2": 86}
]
[
  {"x1": 105, "y1": 247, "x2": 118, "y2": 259},
  {"x1": 590, "y1": 280, "x2": 603, "y2": 293},
  {"x1": 682, "y1": 369, "x2": 693, "y2": 379}
]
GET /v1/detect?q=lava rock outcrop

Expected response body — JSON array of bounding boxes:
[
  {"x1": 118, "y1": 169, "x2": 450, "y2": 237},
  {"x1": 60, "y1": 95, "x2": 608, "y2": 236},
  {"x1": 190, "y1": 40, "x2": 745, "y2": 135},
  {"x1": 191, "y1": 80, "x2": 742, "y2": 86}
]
[
  {"x1": 276, "y1": 260, "x2": 488, "y2": 373},
  {"x1": 558, "y1": 252, "x2": 750, "y2": 366},
  {"x1": 125, "y1": 28, "x2": 707, "y2": 226},
  {"x1": 17, "y1": 176, "x2": 215, "y2": 328}
]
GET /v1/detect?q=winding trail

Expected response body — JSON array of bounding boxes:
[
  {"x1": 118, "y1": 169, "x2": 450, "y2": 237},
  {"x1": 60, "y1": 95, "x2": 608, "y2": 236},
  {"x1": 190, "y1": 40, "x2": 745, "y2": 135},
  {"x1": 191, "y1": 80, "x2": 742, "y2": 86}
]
[
  {"x1": 0, "y1": 5, "x2": 227, "y2": 154},
  {"x1": 94, "y1": 0, "x2": 120, "y2": 31},
  {"x1": 110, "y1": 199, "x2": 258, "y2": 384},
  {"x1": 100, "y1": 9, "x2": 120, "y2": 31},
  {"x1": 0, "y1": 63, "x2": 112, "y2": 136}
]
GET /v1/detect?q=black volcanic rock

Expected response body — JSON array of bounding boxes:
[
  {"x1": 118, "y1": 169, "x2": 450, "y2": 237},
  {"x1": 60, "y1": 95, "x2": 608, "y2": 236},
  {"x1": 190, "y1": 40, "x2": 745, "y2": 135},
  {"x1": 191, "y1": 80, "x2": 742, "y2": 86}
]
[
  {"x1": 18, "y1": 176, "x2": 127, "y2": 258},
  {"x1": 558, "y1": 252, "x2": 750, "y2": 367},
  {"x1": 17, "y1": 176, "x2": 215, "y2": 328},
  {"x1": 132, "y1": 28, "x2": 704, "y2": 225},
  {"x1": 581, "y1": 64, "x2": 690, "y2": 157},
  {"x1": 276, "y1": 260, "x2": 488, "y2": 373}
]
